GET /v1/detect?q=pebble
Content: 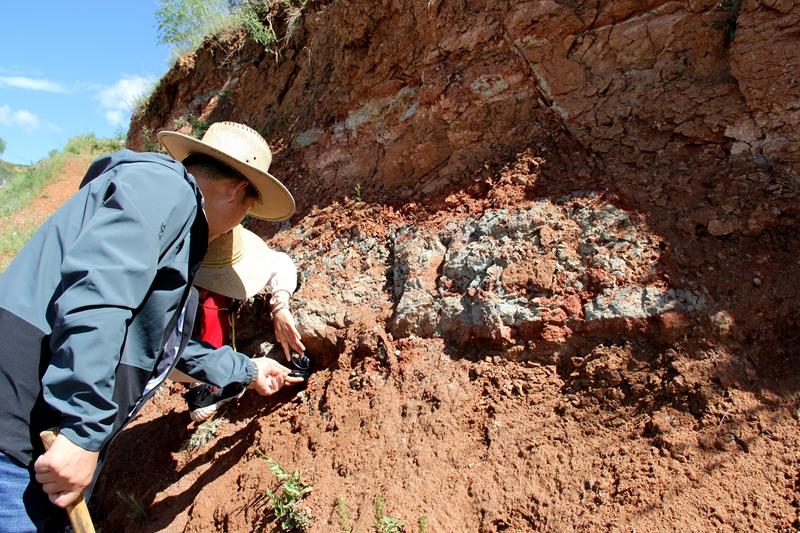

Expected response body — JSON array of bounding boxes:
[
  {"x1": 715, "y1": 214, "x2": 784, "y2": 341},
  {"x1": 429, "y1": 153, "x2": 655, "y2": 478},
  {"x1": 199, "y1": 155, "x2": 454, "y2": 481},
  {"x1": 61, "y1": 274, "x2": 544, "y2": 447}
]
[{"x1": 752, "y1": 276, "x2": 762, "y2": 287}]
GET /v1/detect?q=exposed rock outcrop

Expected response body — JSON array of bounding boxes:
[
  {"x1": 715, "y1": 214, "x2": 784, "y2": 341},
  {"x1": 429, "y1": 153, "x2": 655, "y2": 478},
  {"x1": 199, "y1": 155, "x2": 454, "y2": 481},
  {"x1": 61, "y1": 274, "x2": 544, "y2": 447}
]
[{"x1": 98, "y1": 2, "x2": 800, "y2": 531}]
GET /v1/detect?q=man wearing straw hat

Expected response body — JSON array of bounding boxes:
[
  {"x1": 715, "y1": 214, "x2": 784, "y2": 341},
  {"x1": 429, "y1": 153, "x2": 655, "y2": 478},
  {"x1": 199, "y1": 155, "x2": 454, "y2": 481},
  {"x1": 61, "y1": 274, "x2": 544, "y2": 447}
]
[
  {"x1": 0, "y1": 122, "x2": 303, "y2": 531},
  {"x1": 176, "y1": 222, "x2": 305, "y2": 422}
]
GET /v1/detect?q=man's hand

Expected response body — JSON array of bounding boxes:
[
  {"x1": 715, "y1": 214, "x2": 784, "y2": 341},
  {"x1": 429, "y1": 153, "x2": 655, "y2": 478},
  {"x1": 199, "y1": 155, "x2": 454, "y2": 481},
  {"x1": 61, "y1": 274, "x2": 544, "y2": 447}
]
[
  {"x1": 272, "y1": 308, "x2": 305, "y2": 361},
  {"x1": 34, "y1": 434, "x2": 99, "y2": 508},
  {"x1": 249, "y1": 357, "x2": 304, "y2": 396}
]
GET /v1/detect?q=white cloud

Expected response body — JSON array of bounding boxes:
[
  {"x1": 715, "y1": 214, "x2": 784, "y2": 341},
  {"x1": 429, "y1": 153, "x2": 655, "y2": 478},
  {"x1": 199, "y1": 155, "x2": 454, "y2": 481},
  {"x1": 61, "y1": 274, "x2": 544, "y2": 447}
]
[
  {"x1": 0, "y1": 105, "x2": 42, "y2": 133},
  {"x1": 0, "y1": 105, "x2": 59, "y2": 133},
  {"x1": 0, "y1": 76, "x2": 66, "y2": 93},
  {"x1": 105, "y1": 110, "x2": 124, "y2": 126},
  {"x1": 96, "y1": 75, "x2": 155, "y2": 126}
]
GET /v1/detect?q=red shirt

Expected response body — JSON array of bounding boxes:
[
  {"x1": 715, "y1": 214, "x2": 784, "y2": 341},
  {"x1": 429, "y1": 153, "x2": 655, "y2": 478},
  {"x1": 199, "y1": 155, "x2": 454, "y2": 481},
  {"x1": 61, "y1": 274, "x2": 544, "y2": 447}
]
[{"x1": 196, "y1": 289, "x2": 233, "y2": 349}]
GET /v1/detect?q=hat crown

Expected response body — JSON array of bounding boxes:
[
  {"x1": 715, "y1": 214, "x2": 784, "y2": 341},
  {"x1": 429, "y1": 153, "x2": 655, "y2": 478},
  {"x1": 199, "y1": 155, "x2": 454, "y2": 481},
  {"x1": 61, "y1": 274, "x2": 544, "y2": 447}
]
[
  {"x1": 200, "y1": 122, "x2": 272, "y2": 173},
  {"x1": 202, "y1": 225, "x2": 245, "y2": 268},
  {"x1": 157, "y1": 121, "x2": 295, "y2": 221}
]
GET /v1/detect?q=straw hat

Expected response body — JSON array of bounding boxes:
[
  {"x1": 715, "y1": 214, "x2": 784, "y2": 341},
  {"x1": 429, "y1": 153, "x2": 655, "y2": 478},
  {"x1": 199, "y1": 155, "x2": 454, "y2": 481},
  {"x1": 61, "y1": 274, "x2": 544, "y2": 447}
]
[
  {"x1": 158, "y1": 121, "x2": 295, "y2": 221},
  {"x1": 193, "y1": 224, "x2": 274, "y2": 299}
]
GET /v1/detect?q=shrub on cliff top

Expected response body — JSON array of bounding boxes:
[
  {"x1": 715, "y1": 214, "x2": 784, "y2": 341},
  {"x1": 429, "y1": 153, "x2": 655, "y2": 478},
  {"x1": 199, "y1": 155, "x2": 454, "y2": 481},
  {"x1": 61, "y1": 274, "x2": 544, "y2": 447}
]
[
  {"x1": 156, "y1": 0, "x2": 235, "y2": 56},
  {"x1": 156, "y1": 0, "x2": 307, "y2": 57}
]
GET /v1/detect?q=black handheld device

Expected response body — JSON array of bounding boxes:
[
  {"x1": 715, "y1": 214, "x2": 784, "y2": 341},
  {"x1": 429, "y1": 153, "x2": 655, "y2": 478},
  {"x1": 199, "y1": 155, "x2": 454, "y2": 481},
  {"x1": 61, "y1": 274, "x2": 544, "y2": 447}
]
[{"x1": 288, "y1": 352, "x2": 312, "y2": 380}]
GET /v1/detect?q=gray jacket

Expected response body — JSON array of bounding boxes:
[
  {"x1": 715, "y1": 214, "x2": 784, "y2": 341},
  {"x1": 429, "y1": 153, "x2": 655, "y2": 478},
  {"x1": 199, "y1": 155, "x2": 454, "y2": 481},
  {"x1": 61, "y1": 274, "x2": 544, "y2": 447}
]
[{"x1": 0, "y1": 149, "x2": 255, "y2": 466}]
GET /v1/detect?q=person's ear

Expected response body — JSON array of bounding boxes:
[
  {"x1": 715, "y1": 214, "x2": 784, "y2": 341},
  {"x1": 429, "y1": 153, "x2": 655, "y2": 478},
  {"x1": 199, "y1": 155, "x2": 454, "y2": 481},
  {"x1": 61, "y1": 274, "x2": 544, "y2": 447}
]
[{"x1": 228, "y1": 179, "x2": 249, "y2": 203}]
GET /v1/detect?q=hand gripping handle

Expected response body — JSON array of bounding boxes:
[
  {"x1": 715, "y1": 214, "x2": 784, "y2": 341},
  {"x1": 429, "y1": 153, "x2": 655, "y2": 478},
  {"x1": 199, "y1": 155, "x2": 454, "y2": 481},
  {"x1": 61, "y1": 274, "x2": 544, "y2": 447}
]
[{"x1": 39, "y1": 429, "x2": 96, "y2": 533}]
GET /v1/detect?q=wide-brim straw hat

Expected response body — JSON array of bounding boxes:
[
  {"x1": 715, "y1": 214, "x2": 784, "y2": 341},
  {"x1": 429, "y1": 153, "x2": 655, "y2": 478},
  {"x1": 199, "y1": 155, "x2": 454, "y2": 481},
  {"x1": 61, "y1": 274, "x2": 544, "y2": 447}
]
[
  {"x1": 158, "y1": 121, "x2": 295, "y2": 221},
  {"x1": 193, "y1": 224, "x2": 274, "y2": 299}
]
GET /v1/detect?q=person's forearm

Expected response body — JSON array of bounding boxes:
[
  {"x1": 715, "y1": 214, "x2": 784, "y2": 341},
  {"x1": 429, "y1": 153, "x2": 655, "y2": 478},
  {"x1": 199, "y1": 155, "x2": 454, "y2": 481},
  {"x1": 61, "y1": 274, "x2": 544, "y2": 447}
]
[{"x1": 178, "y1": 338, "x2": 257, "y2": 386}]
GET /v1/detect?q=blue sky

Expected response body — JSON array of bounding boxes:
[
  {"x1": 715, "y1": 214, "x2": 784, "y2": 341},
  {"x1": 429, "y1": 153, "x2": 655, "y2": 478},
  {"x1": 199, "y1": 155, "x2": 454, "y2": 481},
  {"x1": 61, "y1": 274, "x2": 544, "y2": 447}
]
[{"x1": 0, "y1": 2, "x2": 171, "y2": 164}]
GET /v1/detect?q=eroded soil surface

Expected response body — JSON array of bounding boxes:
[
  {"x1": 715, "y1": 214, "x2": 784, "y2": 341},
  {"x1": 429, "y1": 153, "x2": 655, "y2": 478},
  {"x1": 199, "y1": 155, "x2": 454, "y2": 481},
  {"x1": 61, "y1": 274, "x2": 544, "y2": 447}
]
[
  {"x1": 92, "y1": 159, "x2": 800, "y2": 532},
  {"x1": 9, "y1": 0, "x2": 799, "y2": 530}
]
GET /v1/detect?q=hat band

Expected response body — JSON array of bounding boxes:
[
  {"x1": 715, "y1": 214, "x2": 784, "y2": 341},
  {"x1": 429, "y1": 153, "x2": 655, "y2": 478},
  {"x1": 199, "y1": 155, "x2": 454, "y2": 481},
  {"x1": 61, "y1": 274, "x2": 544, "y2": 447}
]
[{"x1": 202, "y1": 247, "x2": 244, "y2": 268}]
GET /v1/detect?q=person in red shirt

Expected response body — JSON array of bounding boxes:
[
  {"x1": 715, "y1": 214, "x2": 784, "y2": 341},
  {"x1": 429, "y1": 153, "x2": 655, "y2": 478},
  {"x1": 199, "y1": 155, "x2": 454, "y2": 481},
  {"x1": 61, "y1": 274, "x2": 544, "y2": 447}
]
[{"x1": 178, "y1": 223, "x2": 305, "y2": 421}]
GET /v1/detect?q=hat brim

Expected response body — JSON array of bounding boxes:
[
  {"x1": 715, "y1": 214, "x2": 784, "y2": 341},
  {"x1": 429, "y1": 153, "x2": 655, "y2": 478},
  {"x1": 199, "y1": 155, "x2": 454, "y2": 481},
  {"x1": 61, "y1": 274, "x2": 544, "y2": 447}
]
[
  {"x1": 158, "y1": 131, "x2": 295, "y2": 221},
  {"x1": 193, "y1": 227, "x2": 275, "y2": 299}
]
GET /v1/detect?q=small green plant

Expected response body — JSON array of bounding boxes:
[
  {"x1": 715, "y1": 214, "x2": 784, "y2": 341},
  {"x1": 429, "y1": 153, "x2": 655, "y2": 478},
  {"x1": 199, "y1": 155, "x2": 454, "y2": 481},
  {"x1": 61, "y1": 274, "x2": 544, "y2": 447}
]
[
  {"x1": 173, "y1": 114, "x2": 210, "y2": 138},
  {"x1": 354, "y1": 182, "x2": 362, "y2": 201},
  {"x1": 263, "y1": 455, "x2": 313, "y2": 531},
  {"x1": 141, "y1": 127, "x2": 163, "y2": 153},
  {"x1": 132, "y1": 78, "x2": 163, "y2": 119},
  {"x1": 713, "y1": 0, "x2": 741, "y2": 48},
  {"x1": 374, "y1": 494, "x2": 406, "y2": 533},
  {"x1": 240, "y1": 3, "x2": 278, "y2": 50},
  {"x1": 284, "y1": 3, "x2": 304, "y2": 42},
  {"x1": 116, "y1": 490, "x2": 147, "y2": 521},
  {"x1": 335, "y1": 496, "x2": 352, "y2": 532},
  {"x1": 235, "y1": 1, "x2": 309, "y2": 54},
  {"x1": 417, "y1": 515, "x2": 429, "y2": 533},
  {"x1": 181, "y1": 417, "x2": 222, "y2": 451}
]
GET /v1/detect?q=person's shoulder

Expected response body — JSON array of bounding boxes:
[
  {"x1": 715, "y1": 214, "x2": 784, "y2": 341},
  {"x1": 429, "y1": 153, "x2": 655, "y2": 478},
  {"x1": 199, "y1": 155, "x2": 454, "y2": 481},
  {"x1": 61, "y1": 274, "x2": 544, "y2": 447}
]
[
  {"x1": 83, "y1": 149, "x2": 183, "y2": 184},
  {"x1": 104, "y1": 150, "x2": 195, "y2": 191},
  {"x1": 81, "y1": 150, "x2": 200, "y2": 213},
  {"x1": 105, "y1": 149, "x2": 184, "y2": 174}
]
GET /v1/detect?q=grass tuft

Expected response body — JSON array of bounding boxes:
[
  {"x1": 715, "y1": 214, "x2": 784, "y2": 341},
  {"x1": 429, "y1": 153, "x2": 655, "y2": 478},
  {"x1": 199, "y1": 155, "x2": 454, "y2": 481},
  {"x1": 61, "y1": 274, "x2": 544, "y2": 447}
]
[
  {"x1": 261, "y1": 454, "x2": 313, "y2": 531},
  {"x1": 374, "y1": 494, "x2": 406, "y2": 533},
  {"x1": 116, "y1": 490, "x2": 148, "y2": 521},
  {"x1": 335, "y1": 496, "x2": 352, "y2": 532},
  {"x1": 181, "y1": 417, "x2": 223, "y2": 451}
]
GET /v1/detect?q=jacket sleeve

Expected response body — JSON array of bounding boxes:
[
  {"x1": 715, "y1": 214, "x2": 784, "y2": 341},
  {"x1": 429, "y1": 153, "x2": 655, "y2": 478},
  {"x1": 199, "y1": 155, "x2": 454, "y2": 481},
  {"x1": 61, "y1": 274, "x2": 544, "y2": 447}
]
[
  {"x1": 264, "y1": 249, "x2": 298, "y2": 296},
  {"x1": 176, "y1": 338, "x2": 257, "y2": 387},
  {"x1": 43, "y1": 166, "x2": 196, "y2": 452}
]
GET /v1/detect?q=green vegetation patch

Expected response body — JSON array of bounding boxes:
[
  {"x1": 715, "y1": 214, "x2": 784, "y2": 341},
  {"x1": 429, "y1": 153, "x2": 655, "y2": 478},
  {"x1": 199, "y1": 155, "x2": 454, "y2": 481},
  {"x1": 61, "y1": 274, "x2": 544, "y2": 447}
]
[
  {"x1": 181, "y1": 417, "x2": 223, "y2": 451},
  {"x1": 373, "y1": 494, "x2": 407, "y2": 533},
  {"x1": 0, "y1": 160, "x2": 26, "y2": 187},
  {"x1": 156, "y1": 0, "x2": 309, "y2": 57},
  {"x1": 0, "y1": 134, "x2": 123, "y2": 218},
  {"x1": 0, "y1": 134, "x2": 123, "y2": 271},
  {"x1": 261, "y1": 455, "x2": 313, "y2": 531}
]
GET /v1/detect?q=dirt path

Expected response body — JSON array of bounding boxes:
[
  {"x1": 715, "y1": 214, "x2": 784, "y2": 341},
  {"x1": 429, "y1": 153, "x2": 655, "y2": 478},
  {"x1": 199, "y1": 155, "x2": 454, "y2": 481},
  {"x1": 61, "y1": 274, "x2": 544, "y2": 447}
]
[{"x1": 0, "y1": 157, "x2": 90, "y2": 266}]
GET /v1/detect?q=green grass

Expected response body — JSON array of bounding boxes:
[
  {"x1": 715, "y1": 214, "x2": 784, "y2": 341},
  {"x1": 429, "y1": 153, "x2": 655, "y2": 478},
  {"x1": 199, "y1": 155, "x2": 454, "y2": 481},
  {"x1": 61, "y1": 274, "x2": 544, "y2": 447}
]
[
  {"x1": 0, "y1": 160, "x2": 26, "y2": 185},
  {"x1": 0, "y1": 134, "x2": 122, "y2": 218},
  {"x1": 0, "y1": 226, "x2": 38, "y2": 270},
  {"x1": 0, "y1": 134, "x2": 123, "y2": 271}
]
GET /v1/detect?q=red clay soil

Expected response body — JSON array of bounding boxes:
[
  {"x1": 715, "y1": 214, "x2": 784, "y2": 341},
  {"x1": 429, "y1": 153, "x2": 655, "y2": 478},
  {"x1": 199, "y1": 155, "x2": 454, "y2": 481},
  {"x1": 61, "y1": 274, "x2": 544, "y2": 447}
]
[
  {"x1": 90, "y1": 163, "x2": 800, "y2": 532},
  {"x1": 3, "y1": 156, "x2": 797, "y2": 532},
  {"x1": 8, "y1": 0, "x2": 800, "y2": 529}
]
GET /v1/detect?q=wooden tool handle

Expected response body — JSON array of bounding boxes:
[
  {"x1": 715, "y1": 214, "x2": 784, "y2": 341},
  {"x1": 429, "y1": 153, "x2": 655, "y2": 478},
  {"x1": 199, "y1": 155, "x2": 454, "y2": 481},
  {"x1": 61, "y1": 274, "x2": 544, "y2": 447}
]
[{"x1": 39, "y1": 429, "x2": 96, "y2": 533}]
